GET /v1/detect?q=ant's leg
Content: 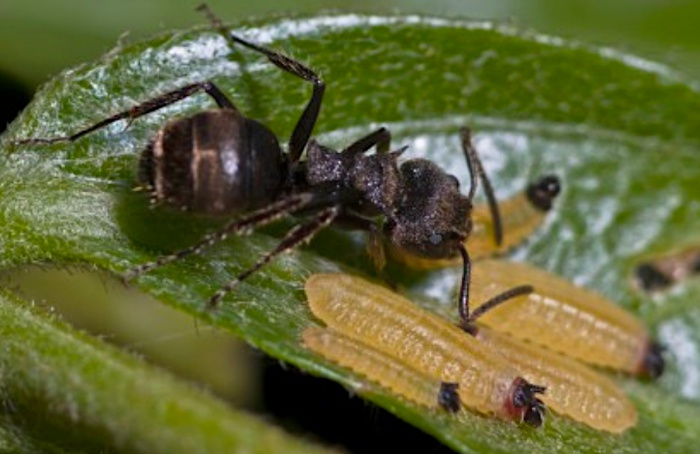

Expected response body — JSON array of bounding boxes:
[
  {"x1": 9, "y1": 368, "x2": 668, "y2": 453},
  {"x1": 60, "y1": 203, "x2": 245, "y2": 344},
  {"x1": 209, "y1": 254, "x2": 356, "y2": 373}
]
[
  {"x1": 456, "y1": 243, "x2": 533, "y2": 332},
  {"x1": 15, "y1": 81, "x2": 236, "y2": 146},
  {"x1": 336, "y1": 212, "x2": 387, "y2": 271},
  {"x1": 459, "y1": 127, "x2": 503, "y2": 246},
  {"x1": 456, "y1": 244, "x2": 473, "y2": 327},
  {"x1": 208, "y1": 205, "x2": 340, "y2": 308},
  {"x1": 342, "y1": 127, "x2": 392, "y2": 155},
  {"x1": 464, "y1": 285, "x2": 533, "y2": 332},
  {"x1": 123, "y1": 193, "x2": 315, "y2": 281},
  {"x1": 198, "y1": 4, "x2": 324, "y2": 163}
]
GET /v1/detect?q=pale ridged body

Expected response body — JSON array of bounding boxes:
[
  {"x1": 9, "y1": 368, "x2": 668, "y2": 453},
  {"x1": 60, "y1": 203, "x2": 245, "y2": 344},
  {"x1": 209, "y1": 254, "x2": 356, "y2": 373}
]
[
  {"x1": 306, "y1": 273, "x2": 637, "y2": 432},
  {"x1": 472, "y1": 259, "x2": 651, "y2": 374},
  {"x1": 305, "y1": 273, "x2": 528, "y2": 420},
  {"x1": 475, "y1": 326, "x2": 637, "y2": 433},
  {"x1": 303, "y1": 327, "x2": 454, "y2": 410}
]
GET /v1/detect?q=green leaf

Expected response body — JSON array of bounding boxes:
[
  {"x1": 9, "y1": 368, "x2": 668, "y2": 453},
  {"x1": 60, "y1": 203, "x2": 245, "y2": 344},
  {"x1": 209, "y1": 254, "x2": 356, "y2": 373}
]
[
  {"x1": 3, "y1": 13, "x2": 700, "y2": 452},
  {"x1": 0, "y1": 288, "x2": 335, "y2": 453}
]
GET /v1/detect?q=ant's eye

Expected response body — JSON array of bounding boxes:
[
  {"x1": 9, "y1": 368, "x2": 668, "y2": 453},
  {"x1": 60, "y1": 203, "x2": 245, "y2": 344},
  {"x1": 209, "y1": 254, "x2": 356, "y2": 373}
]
[{"x1": 430, "y1": 233, "x2": 443, "y2": 245}]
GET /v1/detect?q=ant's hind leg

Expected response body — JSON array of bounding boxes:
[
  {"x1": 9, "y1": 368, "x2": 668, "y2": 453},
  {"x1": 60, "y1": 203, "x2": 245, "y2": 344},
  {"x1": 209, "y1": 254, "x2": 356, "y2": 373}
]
[
  {"x1": 14, "y1": 81, "x2": 237, "y2": 146},
  {"x1": 123, "y1": 193, "x2": 315, "y2": 282},
  {"x1": 208, "y1": 205, "x2": 341, "y2": 308},
  {"x1": 198, "y1": 4, "x2": 325, "y2": 163}
]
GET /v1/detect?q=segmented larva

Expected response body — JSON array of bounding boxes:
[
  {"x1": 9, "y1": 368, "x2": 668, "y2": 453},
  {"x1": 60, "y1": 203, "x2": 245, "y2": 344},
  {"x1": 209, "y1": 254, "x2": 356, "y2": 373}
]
[
  {"x1": 306, "y1": 273, "x2": 638, "y2": 433},
  {"x1": 473, "y1": 325, "x2": 637, "y2": 433},
  {"x1": 634, "y1": 246, "x2": 700, "y2": 293},
  {"x1": 387, "y1": 175, "x2": 561, "y2": 269},
  {"x1": 303, "y1": 327, "x2": 461, "y2": 412},
  {"x1": 305, "y1": 273, "x2": 546, "y2": 426},
  {"x1": 469, "y1": 174, "x2": 561, "y2": 260},
  {"x1": 471, "y1": 259, "x2": 663, "y2": 378}
]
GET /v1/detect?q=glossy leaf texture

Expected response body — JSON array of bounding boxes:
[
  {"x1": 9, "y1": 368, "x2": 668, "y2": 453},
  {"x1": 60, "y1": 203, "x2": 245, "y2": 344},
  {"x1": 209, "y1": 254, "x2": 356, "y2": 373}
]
[{"x1": 3, "y1": 14, "x2": 700, "y2": 452}]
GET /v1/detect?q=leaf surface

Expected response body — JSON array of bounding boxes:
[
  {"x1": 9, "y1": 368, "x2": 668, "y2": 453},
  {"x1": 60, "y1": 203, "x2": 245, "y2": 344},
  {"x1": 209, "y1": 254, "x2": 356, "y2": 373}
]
[{"x1": 3, "y1": 14, "x2": 700, "y2": 452}]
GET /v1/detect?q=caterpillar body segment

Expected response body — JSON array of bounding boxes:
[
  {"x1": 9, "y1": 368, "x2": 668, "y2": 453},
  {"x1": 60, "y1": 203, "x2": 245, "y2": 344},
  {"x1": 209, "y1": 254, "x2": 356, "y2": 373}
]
[
  {"x1": 303, "y1": 327, "x2": 460, "y2": 412},
  {"x1": 473, "y1": 326, "x2": 637, "y2": 433},
  {"x1": 471, "y1": 259, "x2": 663, "y2": 378},
  {"x1": 469, "y1": 174, "x2": 561, "y2": 260}
]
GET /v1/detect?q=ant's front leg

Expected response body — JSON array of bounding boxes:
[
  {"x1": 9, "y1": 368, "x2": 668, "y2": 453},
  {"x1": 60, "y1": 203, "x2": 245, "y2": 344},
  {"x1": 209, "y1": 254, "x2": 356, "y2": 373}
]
[
  {"x1": 335, "y1": 212, "x2": 387, "y2": 271},
  {"x1": 13, "y1": 81, "x2": 237, "y2": 146},
  {"x1": 455, "y1": 242, "x2": 533, "y2": 332},
  {"x1": 456, "y1": 244, "x2": 473, "y2": 328}
]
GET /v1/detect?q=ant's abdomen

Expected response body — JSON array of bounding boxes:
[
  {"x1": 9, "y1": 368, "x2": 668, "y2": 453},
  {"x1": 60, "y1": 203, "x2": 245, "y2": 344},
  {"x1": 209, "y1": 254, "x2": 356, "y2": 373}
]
[{"x1": 139, "y1": 110, "x2": 284, "y2": 215}]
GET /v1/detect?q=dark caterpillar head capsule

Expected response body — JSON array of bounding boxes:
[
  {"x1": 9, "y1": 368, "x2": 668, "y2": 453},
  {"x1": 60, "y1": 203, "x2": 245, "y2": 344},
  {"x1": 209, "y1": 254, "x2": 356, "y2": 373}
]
[
  {"x1": 507, "y1": 377, "x2": 547, "y2": 428},
  {"x1": 634, "y1": 263, "x2": 673, "y2": 292},
  {"x1": 638, "y1": 341, "x2": 665, "y2": 379},
  {"x1": 526, "y1": 175, "x2": 561, "y2": 212}
]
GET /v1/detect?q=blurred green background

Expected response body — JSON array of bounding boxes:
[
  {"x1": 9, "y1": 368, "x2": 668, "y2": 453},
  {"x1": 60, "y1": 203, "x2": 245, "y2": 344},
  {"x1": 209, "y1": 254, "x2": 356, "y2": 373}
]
[
  {"x1": 2, "y1": 0, "x2": 700, "y2": 128},
  {"x1": 0, "y1": 0, "x2": 696, "y2": 142},
  {"x1": 3, "y1": 0, "x2": 700, "y2": 136},
  {"x1": 3, "y1": 0, "x2": 700, "y2": 90}
]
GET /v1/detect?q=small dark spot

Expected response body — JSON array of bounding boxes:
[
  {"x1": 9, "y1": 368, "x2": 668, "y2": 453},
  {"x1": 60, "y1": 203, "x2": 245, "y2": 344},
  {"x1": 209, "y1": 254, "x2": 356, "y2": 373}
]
[
  {"x1": 634, "y1": 263, "x2": 672, "y2": 292},
  {"x1": 639, "y1": 341, "x2": 665, "y2": 379},
  {"x1": 526, "y1": 175, "x2": 561, "y2": 212},
  {"x1": 437, "y1": 382, "x2": 460, "y2": 413}
]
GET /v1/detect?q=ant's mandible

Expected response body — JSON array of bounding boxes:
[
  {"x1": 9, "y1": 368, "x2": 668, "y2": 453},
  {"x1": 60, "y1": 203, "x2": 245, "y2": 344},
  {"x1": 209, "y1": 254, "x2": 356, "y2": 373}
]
[{"x1": 13, "y1": 5, "x2": 504, "y2": 326}]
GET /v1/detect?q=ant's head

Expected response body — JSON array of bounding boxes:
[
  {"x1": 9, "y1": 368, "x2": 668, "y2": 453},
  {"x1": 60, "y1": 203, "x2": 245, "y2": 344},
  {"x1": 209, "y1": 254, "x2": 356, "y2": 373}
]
[{"x1": 385, "y1": 159, "x2": 472, "y2": 259}]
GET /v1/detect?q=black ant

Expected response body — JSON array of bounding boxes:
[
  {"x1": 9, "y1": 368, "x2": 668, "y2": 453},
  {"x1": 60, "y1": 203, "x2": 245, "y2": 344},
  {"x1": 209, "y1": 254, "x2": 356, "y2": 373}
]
[{"x1": 13, "y1": 5, "x2": 504, "y2": 325}]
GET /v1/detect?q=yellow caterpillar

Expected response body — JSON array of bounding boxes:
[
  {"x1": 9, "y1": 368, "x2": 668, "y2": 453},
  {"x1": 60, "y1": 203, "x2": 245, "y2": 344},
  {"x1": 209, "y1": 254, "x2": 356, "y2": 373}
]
[
  {"x1": 303, "y1": 327, "x2": 461, "y2": 412},
  {"x1": 471, "y1": 259, "x2": 663, "y2": 378},
  {"x1": 305, "y1": 273, "x2": 546, "y2": 426},
  {"x1": 304, "y1": 273, "x2": 638, "y2": 433}
]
